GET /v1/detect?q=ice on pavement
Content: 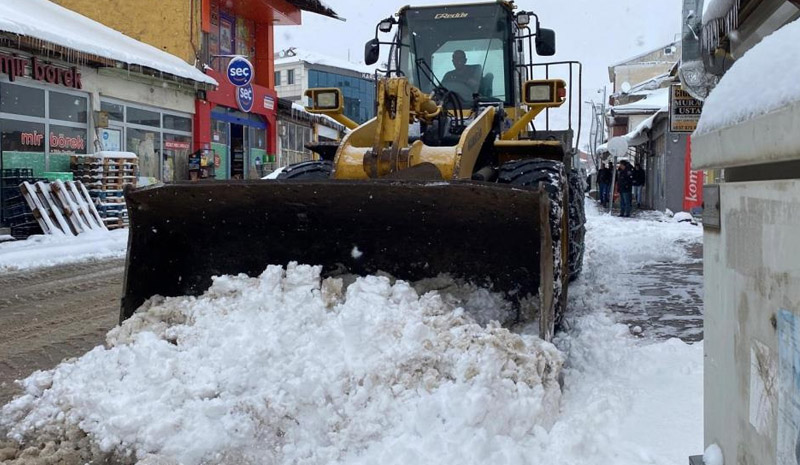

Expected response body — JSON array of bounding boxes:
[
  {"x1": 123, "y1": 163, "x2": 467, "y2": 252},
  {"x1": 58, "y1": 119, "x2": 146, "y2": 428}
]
[{"x1": 0, "y1": 201, "x2": 704, "y2": 464}]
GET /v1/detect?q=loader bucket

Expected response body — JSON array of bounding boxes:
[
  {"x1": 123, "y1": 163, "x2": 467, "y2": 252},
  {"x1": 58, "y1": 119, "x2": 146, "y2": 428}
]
[{"x1": 122, "y1": 180, "x2": 557, "y2": 337}]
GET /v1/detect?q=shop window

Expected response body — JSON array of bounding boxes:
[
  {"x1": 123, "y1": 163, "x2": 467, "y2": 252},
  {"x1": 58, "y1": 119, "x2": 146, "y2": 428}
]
[
  {"x1": 0, "y1": 82, "x2": 45, "y2": 118},
  {"x1": 275, "y1": 71, "x2": 281, "y2": 86},
  {"x1": 49, "y1": 91, "x2": 87, "y2": 123},
  {"x1": 101, "y1": 101, "x2": 124, "y2": 122},
  {"x1": 127, "y1": 128, "x2": 161, "y2": 180},
  {"x1": 163, "y1": 134, "x2": 191, "y2": 182},
  {"x1": 163, "y1": 114, "x2": 192, "y2": 132},
  {"x1": 287, "y1": 69, "x2": 295, "y2": 85},
  {"x1": 1, "y1": 119, "x2": 46, "y2": 175},
  {"x1": 127, "y1": 107, "x2": 161, "y2": 127}
]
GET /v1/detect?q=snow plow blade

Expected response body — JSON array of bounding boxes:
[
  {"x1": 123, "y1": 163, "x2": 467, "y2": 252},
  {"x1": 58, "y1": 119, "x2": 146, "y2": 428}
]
[{"x1": 122, "y1": 180, "x2": 558, "y2": 337}]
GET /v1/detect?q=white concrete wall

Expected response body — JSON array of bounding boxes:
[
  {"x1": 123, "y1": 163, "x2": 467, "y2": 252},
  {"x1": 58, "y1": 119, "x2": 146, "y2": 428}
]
[
  {"x1": 704, "y1": 179, "x2": 800, "y2": 465},
  {"x1": 80, "y1": 67, "x2": 196, "y2": 114}
]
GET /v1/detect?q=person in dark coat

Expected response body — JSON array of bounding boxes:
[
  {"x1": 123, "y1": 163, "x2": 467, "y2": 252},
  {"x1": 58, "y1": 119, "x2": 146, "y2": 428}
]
[
  {"x1": 632, "y1": 163, "x2": 645, "y2": 207},
  {"x1": 597, "y1": 162, "x2": 612, "y2": 204},
  {"x1": 616, "y1": 161, "x2": 634, "y2": 217}
]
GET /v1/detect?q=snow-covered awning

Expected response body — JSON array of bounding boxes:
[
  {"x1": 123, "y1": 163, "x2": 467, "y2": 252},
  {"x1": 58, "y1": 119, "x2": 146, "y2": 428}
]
[
  {"x1": 610, "y1": 87, "x2": 669, "y2": 115},
  {"x1": 597, "y1": 108, "x2": 667, "y2": 154},
  {"x1": 0, "y1": 0, "x2": 217, "y2": 86},
  {"x1": 285, "y1": 0, "x2": 340, "y2": 20}
]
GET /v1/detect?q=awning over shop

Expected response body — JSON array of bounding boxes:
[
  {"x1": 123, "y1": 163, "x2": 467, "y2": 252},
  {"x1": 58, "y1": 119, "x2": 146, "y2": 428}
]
[
  {"x1": 0, "y1": 0, "x2": 217, "y2": 86},
  {"x1": 285, "y1": 0, "x2": 341, "y2": 20},
  {"x1": 597, "y1": 108, "x2": 667, "y2": 154}
]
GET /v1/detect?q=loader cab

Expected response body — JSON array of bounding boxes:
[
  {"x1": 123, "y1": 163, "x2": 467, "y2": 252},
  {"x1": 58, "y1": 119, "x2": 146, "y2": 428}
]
[{"x1": 394, "y1": 3, "x2": 517, "y2": 106}]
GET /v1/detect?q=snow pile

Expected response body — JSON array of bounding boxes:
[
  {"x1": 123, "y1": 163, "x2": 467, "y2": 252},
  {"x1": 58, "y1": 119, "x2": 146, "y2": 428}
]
[
  {"x1": 695, "y1": 18, "x2": 800, "y2": 135},
  {"x1": 0, "y1": 0, "x2": 216, "y2": 85},
  {"x1": 1, "y1": 264, "x2": 563, "y2": 465},
  {"x1": 0, "y1": 229, "x2": 128, "y2": 272},
  {"x1": 703, "y1": 443, "x2": 724, "y2": 465}
]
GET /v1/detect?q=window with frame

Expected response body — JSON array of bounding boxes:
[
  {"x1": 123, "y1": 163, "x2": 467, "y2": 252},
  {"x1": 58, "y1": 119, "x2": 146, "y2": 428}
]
[
  {"x1": 287, "y1": 69, "x2": 295, "y2": 85},
  {"x1": 274, "y1": 71, "x2": 281, "y2": 86}
]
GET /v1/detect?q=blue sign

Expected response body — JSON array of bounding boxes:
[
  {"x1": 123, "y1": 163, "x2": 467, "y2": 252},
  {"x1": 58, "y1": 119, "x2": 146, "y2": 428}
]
[
  {"x1": 227, "y1": 56, "x2": 254, "y2": 87},
  {"x1": 236, "y1": 84, "x2": 254, "y2": 113}
]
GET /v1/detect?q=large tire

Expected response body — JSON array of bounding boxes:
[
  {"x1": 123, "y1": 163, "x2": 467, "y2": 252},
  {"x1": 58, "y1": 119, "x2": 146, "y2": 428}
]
[
  {"x1": 498, "y1": 158, "x2": 567, "y2": 327},
  {"x1": 275, "y1": 160, "x2": 333, "y2": 180},
  {"x1": 567, "y1": 169, "x2": 586, "y2": 281}
]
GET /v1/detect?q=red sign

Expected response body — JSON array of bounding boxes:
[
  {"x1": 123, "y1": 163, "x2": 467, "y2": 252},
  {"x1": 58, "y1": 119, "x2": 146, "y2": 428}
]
[
  {"x1": 50, "y1": 132, "x2": 85, "y2": 151},
  {"x1": 683, "y1": 136, "x2": 704, "y2": 212},
  {"x1": 165, "y1": 140, "x2": 191, "y2": 150},
  {"x1": 0, "y1": 52, "x2": 82, "y2": 89}
]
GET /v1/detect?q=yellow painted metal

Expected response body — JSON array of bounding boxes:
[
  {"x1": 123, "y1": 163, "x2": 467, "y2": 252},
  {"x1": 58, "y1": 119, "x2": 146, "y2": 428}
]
[
  {"x1": 453, "y1": 106, "x2": 496, "y2": 179},
  {"x1": 304, "y1": 88, "x2": 359, "y2": 130},
  {"x1": 501, "y1": 106, "x2": 546, "y2": 141},
  {"x1": 501, "y1": 79, "x2": 568, "y2": 141}
]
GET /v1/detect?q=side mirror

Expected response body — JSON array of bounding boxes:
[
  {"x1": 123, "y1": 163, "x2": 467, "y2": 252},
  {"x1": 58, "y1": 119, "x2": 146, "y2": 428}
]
[
  {"x1": 535, "y1": 28, "x2": 556, "y2": 56},
  {"x1": 364, "y1": 38, "x2": 380, "y2": 66}
]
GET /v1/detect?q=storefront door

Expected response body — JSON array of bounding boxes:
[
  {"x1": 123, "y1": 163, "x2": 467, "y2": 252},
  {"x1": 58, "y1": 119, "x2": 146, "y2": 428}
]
[{"x1": 210, "y1": 108, "x2": 267, "y2": 180}]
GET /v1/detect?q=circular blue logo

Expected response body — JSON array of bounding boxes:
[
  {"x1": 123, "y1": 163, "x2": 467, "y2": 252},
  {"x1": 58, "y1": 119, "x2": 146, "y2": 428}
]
[
  {"x1": 236, "y1": 84, "x2": 254, "y2": 113},
  {"x1": 227, "y1": 56, "x2": 254, "y2": 87}
]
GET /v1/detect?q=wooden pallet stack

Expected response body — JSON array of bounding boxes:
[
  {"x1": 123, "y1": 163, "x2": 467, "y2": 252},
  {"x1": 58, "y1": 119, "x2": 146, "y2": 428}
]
[
  {"x1": 70, "y1": 152, "x2": 138, "y2": 230},
  {"x1": 20, "y1": 180, "x2": 107, "y2": 236}
]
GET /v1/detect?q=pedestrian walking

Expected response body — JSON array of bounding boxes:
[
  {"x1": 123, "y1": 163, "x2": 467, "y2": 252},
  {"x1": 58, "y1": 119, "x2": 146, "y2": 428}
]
[
  {"x1": 597, "y1": 162, "x2": 612, "y2": 204},
  {"x1": 616, "y1": 161, "x2": 634, "y2": 217},
  {"x1": 632, "y1": 163, "x2": 645, "y2": 207}
]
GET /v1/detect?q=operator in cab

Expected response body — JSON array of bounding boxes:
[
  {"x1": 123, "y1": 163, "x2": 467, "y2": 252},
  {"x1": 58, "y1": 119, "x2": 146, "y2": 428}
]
[{"x1": 441, "y1": 50, "x2": 482, "y2": 102}]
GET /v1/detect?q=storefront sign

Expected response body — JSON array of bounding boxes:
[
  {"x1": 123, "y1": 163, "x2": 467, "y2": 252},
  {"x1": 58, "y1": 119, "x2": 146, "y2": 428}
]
[
  {"x1": 683, "y1": 136, "x2": 703, "y2": 213},
  {"x1": 100, "y1": 128, "x2": 121, "y2": 151},
  {"x1": 264, "y1": 95, "x2": 275, "y2": 110},
  {"x1": 670, "y1": 84, "x2": 702, "y2": 133},
  {"x1": 236, "y1": 84, "x2": 254, "y2": 112},
  {"x1": 0, "y1": 52, "x2": 82, "y2": 89},
  {"x1": 20, "y1": 130, "x2": 45, "y2": 148},
  {"x1": 227, "y1": 56, "x2": 253, "y2": 87},
  {"x1": 165, "y1": 140, "x2": 191, "y2": 150},
  {"x1": 50, "y1": 132, "x2": 86, "y2": 151}
]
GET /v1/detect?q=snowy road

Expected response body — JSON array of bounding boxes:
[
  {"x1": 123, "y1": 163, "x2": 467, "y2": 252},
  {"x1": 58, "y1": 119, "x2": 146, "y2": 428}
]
[
  {"x1": 0, "y1": 200, "x2": 704, "y2": 465},
  {"x1": 0, "y1": 259, "x2": 122, "y2": 406}
]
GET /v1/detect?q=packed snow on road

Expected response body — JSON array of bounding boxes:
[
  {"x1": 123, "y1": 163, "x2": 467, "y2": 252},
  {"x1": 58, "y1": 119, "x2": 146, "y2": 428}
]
[{"x1": 0, "y1": 202, "x2": 703, "y2": 465}]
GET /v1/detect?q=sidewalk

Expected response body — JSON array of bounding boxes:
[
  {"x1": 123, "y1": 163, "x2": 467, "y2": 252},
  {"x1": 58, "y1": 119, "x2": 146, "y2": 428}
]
[{"x1": 611, "y1": 241, "x2": 703, "y2": 342}]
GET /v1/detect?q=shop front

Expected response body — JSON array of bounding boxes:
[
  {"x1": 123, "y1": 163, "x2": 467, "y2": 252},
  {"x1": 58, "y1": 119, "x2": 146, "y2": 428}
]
[
  {"x1": 0, "y1": 50, "x2": 91, "y2": 228},
  {"x1": 195, "y1": 68, "x2": 276, "y2": 180}
]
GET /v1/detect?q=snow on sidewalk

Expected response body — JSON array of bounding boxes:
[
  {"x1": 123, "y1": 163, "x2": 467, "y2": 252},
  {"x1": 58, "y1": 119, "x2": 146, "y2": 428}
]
[
  {"x1": 0, "y1": 200, "x2": 704, "y2": 465},
  {"x1": 0, "y1": 229, "x2": 128, "y2": 272}
]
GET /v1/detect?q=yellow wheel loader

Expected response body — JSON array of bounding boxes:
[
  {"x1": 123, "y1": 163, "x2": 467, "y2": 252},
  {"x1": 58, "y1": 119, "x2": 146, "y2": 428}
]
[{"x1": 121, "y1": 1, "x2": 585, "y2": 341}]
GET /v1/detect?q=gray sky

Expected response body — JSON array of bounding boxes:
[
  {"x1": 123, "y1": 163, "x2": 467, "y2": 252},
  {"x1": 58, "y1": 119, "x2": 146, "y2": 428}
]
[{"x1": 276, "y1": 0, "x2": 683, "y2": 148}]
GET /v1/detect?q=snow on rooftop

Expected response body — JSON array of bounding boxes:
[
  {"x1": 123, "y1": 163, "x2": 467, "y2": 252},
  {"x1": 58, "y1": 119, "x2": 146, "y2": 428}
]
[
  {"x1": 610, "y1": 87, "x2": 670, "y2": 114},
  {"x1": 0, "y1": 0, "x2": 217, "y2": 86},
  {"x1": 289, "y1": 101, "x2": 346, "y2": 131},
  {"x1": 695, "y1": 18, "x2": 800, "y2": 135},
  {"x1": 702, "y1": 0, "x2": 736, "y2": 25},
  {"x1": 0, "y1": 200, "x2": 703, "y2": 465},
  {"x1": 598, "y1": 109, "x2": 666, "y2": 153},
  {"x1": 275, "y1": 48, "x2": 376, "y2": 76}
]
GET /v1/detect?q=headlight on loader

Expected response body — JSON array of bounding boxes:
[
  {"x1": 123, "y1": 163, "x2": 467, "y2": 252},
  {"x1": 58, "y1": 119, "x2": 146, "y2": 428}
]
[
  {"x1": 305, "y1": 88, "x2": 343, "y2": 112},
  {"x1": 523, "y1": 79, "x2": 567, "y2": 106}
]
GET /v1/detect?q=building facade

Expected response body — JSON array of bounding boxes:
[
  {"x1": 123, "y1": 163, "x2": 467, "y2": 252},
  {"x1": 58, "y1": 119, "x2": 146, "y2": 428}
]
[
  {"x1": 0, "y1": 0, "x2": 216, "y2": 230},
  {"x1": 681, "y1": 1, "x2": 800, "y2": 464},
  {"x1": 274, "y1": 48, "x2": 376, "y2": 124},
  {"x1": 54, "y1": 0, "x2": 339, "y2": 180}
]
